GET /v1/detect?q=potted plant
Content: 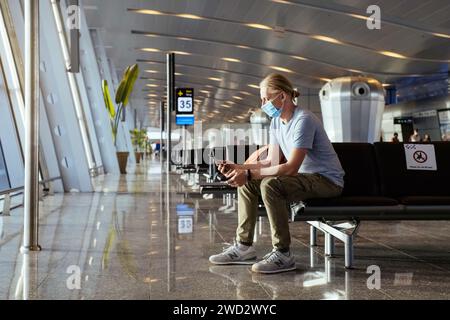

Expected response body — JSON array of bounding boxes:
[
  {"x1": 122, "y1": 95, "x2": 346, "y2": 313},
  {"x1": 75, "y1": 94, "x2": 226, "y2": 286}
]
[
  {"x1": 101, "y1": 64, "x2": 139, "y2": 174},
  {"x1": 130, "y1": 128, "x2": 147, "y2": 164}
]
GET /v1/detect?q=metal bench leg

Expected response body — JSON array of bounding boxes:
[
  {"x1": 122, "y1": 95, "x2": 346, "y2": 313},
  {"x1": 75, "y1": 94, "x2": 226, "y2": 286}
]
[
  {"x1": 325, "y1": 256, "x2": 332, "y2": 283},
  {"x1": 308, "y1": 220, "x2": 359, "y2": 269},
  {"x1": 325, "y1": 233, "x2": 335, "y2": 257},
  {"x1": 309, "y1": 246, "x2": 316, "y2": 268},
  {"x1": 344, "y1": 270, "x2": 352, "y2": 300},
  {"x1": 310, "y1": 225, "x2": 317, "y2": 246},
  {"x1": 344, "y1": 235, "x2": 353, "y2": 269}
]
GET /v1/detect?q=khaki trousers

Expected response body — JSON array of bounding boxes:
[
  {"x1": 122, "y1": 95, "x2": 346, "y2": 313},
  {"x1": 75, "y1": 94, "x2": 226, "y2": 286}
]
[{"x1": 237, "y1": 173, "x2": 343, "y2": 250}]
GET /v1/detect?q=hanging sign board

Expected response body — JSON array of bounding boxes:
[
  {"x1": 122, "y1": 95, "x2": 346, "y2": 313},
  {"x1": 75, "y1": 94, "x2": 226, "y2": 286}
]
[{"x1": 176, "y1": 88, "x2": 194, "y2": 125}]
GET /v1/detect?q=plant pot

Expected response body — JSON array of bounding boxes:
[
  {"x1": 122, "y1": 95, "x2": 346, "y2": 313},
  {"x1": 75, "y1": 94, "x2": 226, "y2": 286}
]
[
  {"x1": 135, "y1": 152, "x2": 141, "y2": 164},
  {"x1": 116, "y1": 152, "x2": 129, "y2": 174}
]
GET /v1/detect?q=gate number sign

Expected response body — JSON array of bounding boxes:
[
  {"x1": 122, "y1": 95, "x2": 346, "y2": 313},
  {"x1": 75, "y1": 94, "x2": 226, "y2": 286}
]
[{"x1": 176, "y1": 88, "x2": 194, "y2": 114}]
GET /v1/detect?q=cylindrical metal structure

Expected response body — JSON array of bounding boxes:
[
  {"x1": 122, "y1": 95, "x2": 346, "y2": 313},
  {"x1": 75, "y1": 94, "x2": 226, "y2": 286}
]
[
  {"x1": 160, "y1": 101, "x2": 165, "y2": 161},
  {"x1": 345, "y1": 236, "x2": 353, "y2": 269},
  {"x1": 166, "y1": 53, "x2": 175, "y2": 172},
  {"x1": 22, "y1": 0, "x2": 41, "y2": 252},
  {"x1": 319, "y1": 76, "x2": 385, "y2": 143},
  {"x1": 310, "y1": 225, "x2": 317, "y2": 246},
  {"x1": 325, "y1": 233, "x2": 335, "y2": 257},
  {"x1": 309, "y1": 247, "x2": 315, "y2": 268}
]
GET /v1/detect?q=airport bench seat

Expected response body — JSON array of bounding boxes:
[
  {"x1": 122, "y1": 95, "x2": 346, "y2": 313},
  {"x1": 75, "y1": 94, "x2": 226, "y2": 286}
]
[
  {"x1": 199, "y1": 142, "x2": 450, "y2": 268},
  {"x1": 397, "y1": 196, "x2": 450, "y2": 205},
  {"x1": 293, "y1": 142, "x2": 450, "y2": 269},
  {"x1": 305, "y1": 196, "x2": 399, "y2": 207}
]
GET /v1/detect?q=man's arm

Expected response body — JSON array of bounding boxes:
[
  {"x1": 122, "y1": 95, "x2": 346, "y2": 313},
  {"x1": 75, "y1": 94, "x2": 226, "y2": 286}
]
[
  {"x1": 250, "y1": 148, "x2": 307, "y2": 179},
  {"x1": 244, "y1": 145, "x2": 269, "y2": 165},
  {"x1": 232, "y1": 144, "x2": 283, "y2": 170}
]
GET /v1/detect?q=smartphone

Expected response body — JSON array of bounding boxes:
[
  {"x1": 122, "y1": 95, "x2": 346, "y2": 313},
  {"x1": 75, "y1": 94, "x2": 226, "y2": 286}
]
[{"x1": 212, "y1": 156, "x2": 226, "y2": 166}]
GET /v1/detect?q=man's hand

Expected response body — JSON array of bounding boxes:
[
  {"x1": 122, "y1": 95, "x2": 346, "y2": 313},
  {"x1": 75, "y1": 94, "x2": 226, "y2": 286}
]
[
  {"x1": 217, "y1": 160, "x2": 242, "y2": 174},
  {"x1": 225, "y1": 169, "x2": 248, "y2": 187}
]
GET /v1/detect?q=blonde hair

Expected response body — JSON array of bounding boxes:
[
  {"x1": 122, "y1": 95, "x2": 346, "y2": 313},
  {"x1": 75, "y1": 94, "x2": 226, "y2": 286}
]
[{"x1": 260, "y1": 73, "x2": 300, "y2": 100}]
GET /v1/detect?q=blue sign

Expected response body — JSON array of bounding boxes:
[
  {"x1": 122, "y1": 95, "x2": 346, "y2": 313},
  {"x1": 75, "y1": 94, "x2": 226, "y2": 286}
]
[
  {"x1": 176, "y1": 204, "x2": 194, "y2": 216},
  {"x1": 176, "y1": 88, "x2": 194, "y2": 114},
  {"x1": 176, "y1": 115, "x2": 195, "y2": 126}
]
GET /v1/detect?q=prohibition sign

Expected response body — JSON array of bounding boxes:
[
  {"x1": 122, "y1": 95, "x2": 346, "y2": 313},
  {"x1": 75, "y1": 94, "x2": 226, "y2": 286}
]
[{"x1": 413, "y1": 150, "x2": 427, "y2": 163}]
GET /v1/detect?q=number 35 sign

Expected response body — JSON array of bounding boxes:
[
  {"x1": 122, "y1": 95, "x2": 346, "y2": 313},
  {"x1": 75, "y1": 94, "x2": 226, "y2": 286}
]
[{"x1": 176, "y1": 88, "x2": 194, "y2": 114}]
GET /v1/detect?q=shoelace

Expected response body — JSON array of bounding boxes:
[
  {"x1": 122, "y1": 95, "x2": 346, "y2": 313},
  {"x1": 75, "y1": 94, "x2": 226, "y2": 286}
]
[
  {"x1": 262, "y1": 250, "x2": 282, "y2": 263},
  {"x1": 222, "y1": 240, "x2": 239, "y2": 253}
]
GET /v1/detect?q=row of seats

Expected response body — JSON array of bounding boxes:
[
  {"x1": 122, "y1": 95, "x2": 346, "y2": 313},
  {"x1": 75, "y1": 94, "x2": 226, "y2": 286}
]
[
  {"x1": 191, "y1": 142, "x2": 450, "y2": 268},
  {"x1": 296, "y1": 142, "x2": 450, "y2": 221},
  {"x1": 188, "y1": 142, "x2": 450, "y2": 268},
  {"x1": 177, "y1": 145, "x2": 262, "y2": 178},
  {"x1": 191, "y1": 142, "x2": 450, "y2": 217}
]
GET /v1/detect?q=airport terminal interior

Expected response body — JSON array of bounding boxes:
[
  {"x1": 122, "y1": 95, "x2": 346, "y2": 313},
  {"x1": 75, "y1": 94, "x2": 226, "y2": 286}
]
[{"x1": 0, "y1": 0, "x2": 450, "y2": 300}]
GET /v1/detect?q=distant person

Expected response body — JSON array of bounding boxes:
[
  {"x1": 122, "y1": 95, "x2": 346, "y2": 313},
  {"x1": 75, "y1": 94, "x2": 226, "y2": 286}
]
[
  {"x1": 154, "y1": 142, "x2": 161, "y2": 157},
  {"x1": 423, "y1": 134, "x2": 431, "y2": 142},
  {"x1": 409, "y1": 129, "x2": 421, "y2": 142},
  {"x1": 391, "y1": 132, "x2": 400, "y2": 143}
]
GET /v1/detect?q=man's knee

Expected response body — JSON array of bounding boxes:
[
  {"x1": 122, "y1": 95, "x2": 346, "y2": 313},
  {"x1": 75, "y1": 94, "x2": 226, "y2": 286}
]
[
  {"x1": 238, "y1": 180, "x2": 258, "y2": 196},
  {"x1": 260, "y1": 177, "x2": 283, "y2": 198}
]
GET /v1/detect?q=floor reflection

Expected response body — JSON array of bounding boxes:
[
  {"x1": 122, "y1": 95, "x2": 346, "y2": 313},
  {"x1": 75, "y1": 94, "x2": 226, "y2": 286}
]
[
  {"x1": 208, "y1": 246, "x2": 353, "y2": 300},
  {"x1": 1, "y1": 159, "x2": 450, "y2": 300}
]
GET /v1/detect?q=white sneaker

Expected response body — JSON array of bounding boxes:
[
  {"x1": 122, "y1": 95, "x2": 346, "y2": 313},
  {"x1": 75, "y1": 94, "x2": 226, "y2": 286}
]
[
  {"x1": 251, "y1": 250, "x2": 296, "y2": 274},
  {"x1": 209, "y1": 242, "x2": 257, "y2": 265}
]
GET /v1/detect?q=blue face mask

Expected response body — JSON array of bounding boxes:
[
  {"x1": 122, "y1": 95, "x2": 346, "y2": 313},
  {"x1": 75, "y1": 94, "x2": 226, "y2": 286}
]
[{"x1": 261, "y1": 94, "x2": 283, "y2": 118}]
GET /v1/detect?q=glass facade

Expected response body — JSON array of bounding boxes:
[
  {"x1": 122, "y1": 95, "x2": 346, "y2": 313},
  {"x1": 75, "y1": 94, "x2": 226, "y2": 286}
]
[{"x1": 0, "y1": 139, "x2": 9, "y2": 190}]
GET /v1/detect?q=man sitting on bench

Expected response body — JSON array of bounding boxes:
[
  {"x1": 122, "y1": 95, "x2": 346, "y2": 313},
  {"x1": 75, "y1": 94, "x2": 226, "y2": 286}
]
[{"x1": 209, "y1": 73, "x2": 345, "y2": 274}]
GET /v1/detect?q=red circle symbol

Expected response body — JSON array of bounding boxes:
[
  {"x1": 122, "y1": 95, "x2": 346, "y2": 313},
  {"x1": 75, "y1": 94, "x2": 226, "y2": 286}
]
[{"x1": 413, "y1": 151, "x2": 427, "y2": 163}]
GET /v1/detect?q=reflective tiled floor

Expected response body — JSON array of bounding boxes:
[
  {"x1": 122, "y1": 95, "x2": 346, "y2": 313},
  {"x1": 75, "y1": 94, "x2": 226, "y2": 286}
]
[{"x1": 1, "y1": 159, "x2": 450, "y2": 300}]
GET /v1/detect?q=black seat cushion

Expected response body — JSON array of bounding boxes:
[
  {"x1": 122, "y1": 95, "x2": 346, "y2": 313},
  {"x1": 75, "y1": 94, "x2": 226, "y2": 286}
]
[
  {"x1": 331, "y1": 143, "x2": 380, "y2": 197},
  {"x1": 398, "y1": 196, "x2": 450, "y2": 205},
  {"x1": 374, "y1": 142, "x2": 450, "y2": 197},
  {"x1": 305, "y1": 196, "x2": 398, "y2": 207}
]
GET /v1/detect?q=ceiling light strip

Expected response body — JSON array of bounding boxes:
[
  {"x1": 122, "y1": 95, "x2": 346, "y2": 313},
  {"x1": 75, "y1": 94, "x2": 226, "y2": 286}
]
[
  {"x1": 268, "y1": 0, "x2": 450, "y2": 40},
  {"x1": 132, "y1": 30, "x2": 448, "y2": 77},
  {"x1": 129, "y1": 9, "x2": 449, "y2": 63}
]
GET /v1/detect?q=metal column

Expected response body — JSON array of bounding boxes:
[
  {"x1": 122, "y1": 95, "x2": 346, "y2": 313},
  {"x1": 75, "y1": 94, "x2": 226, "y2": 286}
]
[
  {"x1": 22, "y1": 0, "x2": 41, "y2": 252},
  {"x1": 160, "y1": 101, "x2": 165, "y2": 162},
  {"x1": 166, "y1": 53, "x2": 175, "y2": 173},
  {"x1": 310, "y1": 225, "x2": 317, "y2": 246}
]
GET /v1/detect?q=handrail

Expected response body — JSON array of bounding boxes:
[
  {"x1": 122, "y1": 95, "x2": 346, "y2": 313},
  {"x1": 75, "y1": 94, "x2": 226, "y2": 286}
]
[
  {"x1": 0, "y1": 187, "x2": 24, "y2": 196},
  {"x1": 0, "y1": 176, "x2": 62, "y2": 197},
  {"x1": 0, "y1": 176, "x2": 61, "y2": 216}
]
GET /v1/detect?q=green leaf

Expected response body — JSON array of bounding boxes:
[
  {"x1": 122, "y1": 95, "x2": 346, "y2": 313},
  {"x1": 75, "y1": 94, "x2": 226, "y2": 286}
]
[
  {"x1": 115, "y1": 64, "x2": 140, "y2": 108},
  {"x1": 115, "y1": 66, "x2": 130, "y2": 105},
  {"x1": 101, "y1": 80, "x2": 116, "y2": 119}
]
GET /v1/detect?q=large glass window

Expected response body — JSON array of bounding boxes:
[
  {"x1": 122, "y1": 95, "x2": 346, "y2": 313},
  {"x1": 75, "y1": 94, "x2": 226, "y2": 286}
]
[{"x1": 0, "y1": 139, "x2": 10, "y2": 190}]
